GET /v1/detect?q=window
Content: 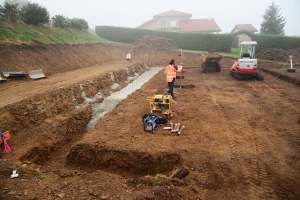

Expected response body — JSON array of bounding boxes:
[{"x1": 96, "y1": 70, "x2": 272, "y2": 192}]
[
  {"x1": 170, "y1": 20, "x2": 177, "y2": 27},
  {"x1": 160, "y1": 21, "x2": 166, "y2": 28}
]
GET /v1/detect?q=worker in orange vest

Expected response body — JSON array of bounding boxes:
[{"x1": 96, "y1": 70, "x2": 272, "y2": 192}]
[
  {"x1": 230, "y1": 61, "x2": 238, "y2": 71},
  {"x1": 164, "y1": 59, "x2": 183, "y2": 98}
]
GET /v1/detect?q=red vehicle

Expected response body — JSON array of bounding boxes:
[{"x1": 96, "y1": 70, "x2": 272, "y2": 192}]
[{"x1": 201, "y1": 49, "x2": 223, "y2": 73}]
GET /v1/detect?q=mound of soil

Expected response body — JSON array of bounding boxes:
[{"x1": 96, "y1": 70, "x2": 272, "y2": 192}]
[
  {"x1": 257, "y1": 48, "x2": 300, "y2": 65},
  {"x1": 132, "y1": 35, "x2": 180, "y2": 50}
]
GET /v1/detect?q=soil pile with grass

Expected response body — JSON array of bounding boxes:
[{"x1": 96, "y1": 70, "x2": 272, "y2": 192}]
[{"x1": 257, "y1": 48, "x2": 300, "y2": 65}]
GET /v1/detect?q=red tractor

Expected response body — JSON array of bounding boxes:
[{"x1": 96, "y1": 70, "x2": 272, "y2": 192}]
[{"x1": 230, "y1": 41, "x2": 264, "y2": 81}]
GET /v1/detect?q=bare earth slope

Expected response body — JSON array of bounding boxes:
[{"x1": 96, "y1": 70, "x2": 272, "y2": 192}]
[{"x1": 0, "y1": 41, "x2": 299, "y2": 200}]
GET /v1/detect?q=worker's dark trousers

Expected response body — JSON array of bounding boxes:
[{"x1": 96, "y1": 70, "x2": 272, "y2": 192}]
[{"x1": 167, "y1": 80, "x2": 175, "y2": 97}]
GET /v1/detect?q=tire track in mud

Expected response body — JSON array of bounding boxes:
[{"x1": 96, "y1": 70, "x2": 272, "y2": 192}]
[
  {"x1": 240, "y1": 83, "x2": 300, "y2": 199},
  {"x1": 201, "y1": 71, "x2": 250, "y2": 194},
  {"x1": 239, "y1": 76, "x2": 300, "y2": 199},
  {"x1": 201, "y1": 70, "x2": 285, "y2": 199},
  {"x1": 244, "y1": 132, "x2": 293, "y2": 200},
  {"x1": 250, "y1": 137, "x2": 277, "y2": 200}
]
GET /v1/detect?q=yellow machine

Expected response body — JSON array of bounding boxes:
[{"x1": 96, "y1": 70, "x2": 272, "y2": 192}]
[{"x1": 146, "y1": 94, "x2": 172, "y2": 111}]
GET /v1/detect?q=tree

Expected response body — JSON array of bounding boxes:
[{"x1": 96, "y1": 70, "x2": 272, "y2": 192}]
[
  {"x1": 20, "y1": 3, "x2": 49, "y2": 25},
  {"x1": 260, "y1": 2, "x2": 286, "y2": 35},
  {"x1": 4, "y1": 0, "x2": 31, "y2": 9},
  {"x1": 0, "y1": 2, "x2": 19, "y2": 22},
  {"x1": 52, "y1": 14, "x2": 69, "y2": 28},
  {"x1": 69, "y1": 18, "x2": 89, "y2": 31}
]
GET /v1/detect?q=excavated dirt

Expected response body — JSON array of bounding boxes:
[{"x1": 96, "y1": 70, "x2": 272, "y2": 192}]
[
  {"x1": 257, "y1": 48, "x2": 300, "y2": 65},
  {"x1": 0, "y1": 37, "x2": 300, "y2": 200}
]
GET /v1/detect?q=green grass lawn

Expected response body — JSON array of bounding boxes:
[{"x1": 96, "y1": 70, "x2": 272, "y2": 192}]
[
  {"x1": 182, "y1": 48, "x2": 240, "y2": 59},
  {"x1": 0, "y1": 21, "x2": 114, "y2": 45}
]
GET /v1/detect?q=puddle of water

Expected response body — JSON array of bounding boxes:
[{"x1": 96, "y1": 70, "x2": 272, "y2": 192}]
[
  {"x1": 111, "y1": 83, "x2": 119, "y2": 89},
  {"x1": 86, "y1": 67, "x2": 163, "y2": 132}
]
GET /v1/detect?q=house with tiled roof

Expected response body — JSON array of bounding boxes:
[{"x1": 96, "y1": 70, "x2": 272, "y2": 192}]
[
  {"x1": 231, "y1": 24, "x2": 258, "y2": 47},
  {"x1": 137, "y1": 9, "x2": 221, "y2": 33},
  {"x1": 231, "y1": 24, "x2": 258, "y2": 33}
]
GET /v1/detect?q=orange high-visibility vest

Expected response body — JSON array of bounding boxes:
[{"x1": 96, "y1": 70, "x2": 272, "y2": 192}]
[
  {"x1": 231, "y1": 61, "x2": 238, "y2": 70},
  {"x1": 164, "y1": 64, "x2": 183, "y2": 82},
  {"x1": 164, "y1": 64, "x2": 176, "y2": 82}
]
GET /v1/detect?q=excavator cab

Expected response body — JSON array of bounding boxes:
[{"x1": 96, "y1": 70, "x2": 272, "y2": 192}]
[
  {"x1": 230, "y1": 41, "x2": 264, "y2": 80},
  {"x1": 238, "y1": 41, "x2": 257, "y2": 69}
]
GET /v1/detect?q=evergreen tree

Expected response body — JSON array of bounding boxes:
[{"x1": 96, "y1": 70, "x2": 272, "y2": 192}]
[{"x1": 260, "y1": 2, "x2": 286, "y2": 35}]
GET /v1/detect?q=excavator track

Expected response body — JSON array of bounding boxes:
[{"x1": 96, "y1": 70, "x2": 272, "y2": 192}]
[
  {"x1": 230, "y1": 71, "x2": 243, "y2": 80},
  {"x1": 230, "y1": 71, "x2": 264, "y2": 81}
]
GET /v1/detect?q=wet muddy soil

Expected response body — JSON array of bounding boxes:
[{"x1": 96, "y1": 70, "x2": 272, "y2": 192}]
[{"x1": 0, "y1": 43, "x2": 300, "y2": 200}]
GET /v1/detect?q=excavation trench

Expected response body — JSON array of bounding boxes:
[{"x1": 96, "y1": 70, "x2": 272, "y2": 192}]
[
  {"x1": 66, "y1": 144, "x2": 181, "y2": 176},
  {"x1": 19, "y1": 66, "x2": 181, "y2": 177}
]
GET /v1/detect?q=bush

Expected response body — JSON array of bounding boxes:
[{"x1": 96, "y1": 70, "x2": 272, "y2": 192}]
[
  {"x1": 69, "y1": 18, "x2": 88, "y2": 31},
  {"x1": 0, "y1": 2, "x2": 19, "y2": 23},
  {"x1": 20, "y1": 3, "x2": 49, "y2": 25},
  {"x1": 52, "y1": 14, "x2": 69, "y2": 28}
]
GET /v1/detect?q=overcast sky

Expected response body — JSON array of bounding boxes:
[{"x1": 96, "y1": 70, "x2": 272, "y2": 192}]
[{"x1": 1, "y1": 0, "x2": 299, "y2": 36}]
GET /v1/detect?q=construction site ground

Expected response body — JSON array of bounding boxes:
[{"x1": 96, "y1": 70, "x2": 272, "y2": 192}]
[{"x1": 0, "y1": 41, "x2": 300, "y2": 200}]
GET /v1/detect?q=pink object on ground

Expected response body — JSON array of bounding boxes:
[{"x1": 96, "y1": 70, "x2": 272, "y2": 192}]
[{"x1": 3, "y1": 138, "x2": 11, "y2": 153}]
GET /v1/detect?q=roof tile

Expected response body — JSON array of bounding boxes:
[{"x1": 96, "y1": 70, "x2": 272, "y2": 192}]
[{"x1": 154, "y1": 10, "x2": 192, "y2": 18}]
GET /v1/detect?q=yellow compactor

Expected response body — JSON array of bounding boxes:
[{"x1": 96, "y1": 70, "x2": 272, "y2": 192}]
[{"x1": 146, "y1": 94, "x2": 172, "y2": 112}]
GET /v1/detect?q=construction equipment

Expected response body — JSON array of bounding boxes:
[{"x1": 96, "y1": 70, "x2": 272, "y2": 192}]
[
  {"x1": 201, "y1": 49, "x2": 223, "y2": 73},
  {"x1": 0, "y1": 75, "x2": 6, "y2": 82},
  {"x1": 142, "y1": 114, "x2": 167, "y2": 133},
  {"x1": 161, "y1": 109, "x2": 176, "y2": 119},
  {"x1": 146, "y1": 94, "x2": 172, "y2": 112},
  {"x1": 285, "y1": 55, "x2": 296, "y2": 72},
  {"x1": 3, "y1": 71, "x2": 28, "y2": 78},
  {"x1": 28, "y1": 69, "x2": 46, "y2": 80},
  {"x1": 230, "y1": 41, "x2": 264, "y2": 80}
]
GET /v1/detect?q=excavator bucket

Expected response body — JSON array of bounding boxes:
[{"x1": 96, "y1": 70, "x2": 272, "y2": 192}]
[
  {"x1": 0, "y1": 76, "x2": 6, "y2": 81},
  {"x1": 28, "y1": 69, "x2": 46, "y2": 80}
]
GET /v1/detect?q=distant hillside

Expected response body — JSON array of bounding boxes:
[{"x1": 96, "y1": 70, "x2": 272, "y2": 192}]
[{"x1": 0, "y1": 21, "x2": 113, "y2": 45}]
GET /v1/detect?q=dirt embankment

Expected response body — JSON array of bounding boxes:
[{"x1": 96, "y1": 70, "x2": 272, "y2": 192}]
[
  {"x1": 257, "y1": 48, "x2": 300, "y2": 65},
  {"x1": 0, "y1": 37, "x2": 299, "y2": 200}
]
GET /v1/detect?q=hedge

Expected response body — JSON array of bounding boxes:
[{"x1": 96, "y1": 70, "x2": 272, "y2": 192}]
[{"x1": 95, "y1": 26, "x2": 300, "y2": 53}]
